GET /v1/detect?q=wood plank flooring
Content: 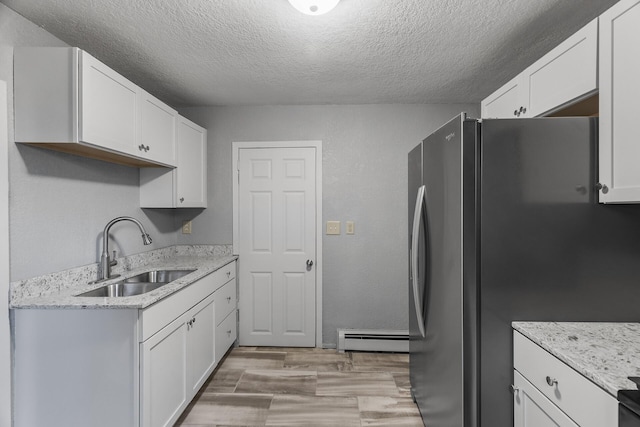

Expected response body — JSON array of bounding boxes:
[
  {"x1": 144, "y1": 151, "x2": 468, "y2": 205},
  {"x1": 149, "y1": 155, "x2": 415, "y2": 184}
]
[{"x1": 175, "y1": 346, "x2": 424, "y2": 426}]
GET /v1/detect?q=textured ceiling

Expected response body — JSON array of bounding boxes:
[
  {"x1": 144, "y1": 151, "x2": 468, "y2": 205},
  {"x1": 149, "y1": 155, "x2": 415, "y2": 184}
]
[{"x1": 1, "y1": 0, "x2": 619, "y2": 107}]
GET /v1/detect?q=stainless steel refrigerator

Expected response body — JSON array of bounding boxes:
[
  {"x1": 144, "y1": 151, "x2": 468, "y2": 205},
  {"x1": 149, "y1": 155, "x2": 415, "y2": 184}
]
[{"x1": 408, "y1": 113, "x2": 640, "y2": 427}]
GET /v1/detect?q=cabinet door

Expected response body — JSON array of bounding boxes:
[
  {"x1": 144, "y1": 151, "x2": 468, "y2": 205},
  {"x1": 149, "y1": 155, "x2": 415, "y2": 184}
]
[
  {"x1": 79, "y1": 51, "x2": 138, "y2": 155},
  {"x1": 186, "y1": 294, "x2": 216, "y2": 395},
  {"x1": 138, "y1": 91, "x2": 177, "y2": 166},
  {"x1": 481, "y1": 74, "x2": 529, "y2": 118},
  {"x1": 514, "y1": 371, "x2": 578, "y2": 427},
  {"x1": 176, "y1": 117, "x2": 207, "y2": 208},
  {"x1": 216, "y1": 309, "x2": 237, "y2": 362},
  {"x1": 140, "y1": 317, "x2": 188, "y2": 427},
  {"x1": 598, "y1": 0, "x2": 640, "y2": 203},
  {"x1": 526, "y1": 18, "x2": 598, "y2": 117}
]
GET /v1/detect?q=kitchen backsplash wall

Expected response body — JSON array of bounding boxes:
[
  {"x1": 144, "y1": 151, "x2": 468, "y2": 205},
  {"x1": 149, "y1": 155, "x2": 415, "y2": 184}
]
[
  {"x1": 177, "y1": 104, "x2": 480, "y2": 347},
  {"x1": 0, "y1": 3, "x2": 179, "y2": 281}
]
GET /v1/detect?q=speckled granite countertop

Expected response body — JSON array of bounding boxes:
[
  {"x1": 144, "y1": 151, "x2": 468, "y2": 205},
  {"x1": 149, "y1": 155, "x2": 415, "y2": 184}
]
[
  {"x1": 513, "y1": 322, "x2": 640, "y2": 396},
  {"x1": 10, "y1": 245, "x2": 237, "y2": 310}
]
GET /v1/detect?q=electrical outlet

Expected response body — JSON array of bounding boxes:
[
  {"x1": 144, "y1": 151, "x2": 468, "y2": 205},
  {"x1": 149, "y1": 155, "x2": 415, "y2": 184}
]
[
  {"x1": 182, "y1": 220, "x2": 192, "y2": 234},
  {"x1": 346, "y1": 221, "x2": 355, "y2": 235},
  {"x1": 326, "y1": 221, "x2": 341, "y2": 235}
]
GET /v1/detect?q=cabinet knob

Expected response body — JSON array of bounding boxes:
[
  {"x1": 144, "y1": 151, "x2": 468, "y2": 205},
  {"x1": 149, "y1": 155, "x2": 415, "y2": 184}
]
[
  {"x1": 545, "y1": 376, "x2": 558, "y2": 387},
  {"x1": 180, "y1": 197, "x2": 185, "y2": 203},
  {"x1": 596, "y1": 183, "x2": 609, "y2": 194},
  {"x1": 145, "y1": 145, "x2": 150, "y2": 151},
  {"x1": 521, "y1": 107, "x2": 527, "y2": 114},
  {"x1": 513, "y1": 110, "x2": 518, "y2": 117},
  {"x1": 227, "y1": 296, "x2": 231, "y2": 302},
  {"x1": 510, "y1": 384, "x2": 519, "y2": 394},
  {"x1": 227, "y1": 330, "x2": 232, "y2": 336}
]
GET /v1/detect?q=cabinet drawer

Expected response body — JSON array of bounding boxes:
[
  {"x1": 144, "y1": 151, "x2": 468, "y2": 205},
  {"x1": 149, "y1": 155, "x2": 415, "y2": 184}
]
[
  {"x1": 141, "y1": 272, "x2": 215, "y2": 341},
  {"x1": 513, "y1": 331, "x2": 618, "y2": 427},
  {"x1": 212, "y1": 261, "x2": 235, "y2": 292},
  {"x1": 215, "y1": 279, "x2": 236, "y2": 326},
  {"x1": 141, "y1": 261, "x2": 236, "y2": 341},
  {"x1": 216, "y1": 309, "x2": 237, "y2": 362}
]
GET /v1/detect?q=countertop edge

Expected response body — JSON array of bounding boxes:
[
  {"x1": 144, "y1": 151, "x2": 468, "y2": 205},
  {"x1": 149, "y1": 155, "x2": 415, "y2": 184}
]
[
  {"x1": 513, "y1": 321, "x2": 640, "y2": 396},
  {"x1": 10, "y1": 254, "x2": 238, "y2": 310}
]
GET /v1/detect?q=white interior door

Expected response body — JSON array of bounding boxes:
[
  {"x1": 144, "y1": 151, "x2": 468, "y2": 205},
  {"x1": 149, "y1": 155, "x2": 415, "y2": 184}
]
[{"x1": 237, "y1": 147, "x2": 317, "y2": 347}]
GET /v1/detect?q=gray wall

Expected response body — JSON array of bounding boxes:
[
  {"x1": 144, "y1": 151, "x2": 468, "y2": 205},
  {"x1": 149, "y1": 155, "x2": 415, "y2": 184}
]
[
  {"x1": 2, "y1": 3, "x2": 480, "y2": 347},
  {"x1": 1, "y1": 4, "x2": 179, "y2": 281},
  {"x1": 177, "y1": 104, "x2": 479, "y2": 346}
]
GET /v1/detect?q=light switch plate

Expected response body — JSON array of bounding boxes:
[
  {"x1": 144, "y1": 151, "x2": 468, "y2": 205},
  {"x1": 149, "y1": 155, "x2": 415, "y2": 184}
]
[
  {"x1": 346, "y1": 221, "x2": 355, "y2": 235},
  {"x1": 326, "y1": 220, "x2": 341, "y2": 235}
]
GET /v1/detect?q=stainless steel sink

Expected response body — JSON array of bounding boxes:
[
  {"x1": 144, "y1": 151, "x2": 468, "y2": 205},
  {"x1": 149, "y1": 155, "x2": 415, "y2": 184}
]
[
  {"x1": 123, "y1": 269, "x2": 195, "y2": 284},
  {"x1": 76, "y1": 269, "x2": 196, "y2": 297}
]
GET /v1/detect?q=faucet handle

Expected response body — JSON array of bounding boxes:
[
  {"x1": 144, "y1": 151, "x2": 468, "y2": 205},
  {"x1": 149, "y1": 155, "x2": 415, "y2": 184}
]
[{"x1": 110, "y1": 250, "x2": 118, "y2": 266}]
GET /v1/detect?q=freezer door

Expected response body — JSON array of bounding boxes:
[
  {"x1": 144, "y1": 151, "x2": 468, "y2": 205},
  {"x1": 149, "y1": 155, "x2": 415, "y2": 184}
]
[{"x1": 412, "y1": 114, "x2": 466, "y2": 427}]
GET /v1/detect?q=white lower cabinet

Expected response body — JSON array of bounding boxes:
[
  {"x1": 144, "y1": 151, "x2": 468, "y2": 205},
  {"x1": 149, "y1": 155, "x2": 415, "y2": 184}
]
[
  {"x1": 141, "y1": 318, "x2": 188, "y2": 427},
  {"x1": 513, "y1": 331, "x2": 618, "y2": 427},
  {"x1": 13, "y1": 260, "x2": 237, "y2": 427},
  {"x1": 514, "y1": 370, "x2": 578, "y2": 427},
  {"x1": 141, "y1": 293, "x2": 216, "y2": 427}
]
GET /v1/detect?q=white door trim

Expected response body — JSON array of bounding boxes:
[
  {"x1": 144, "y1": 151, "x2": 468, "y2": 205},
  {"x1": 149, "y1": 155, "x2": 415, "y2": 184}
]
[{"x1": 232, "y1": 140, "x2": 323, "y2": 348}]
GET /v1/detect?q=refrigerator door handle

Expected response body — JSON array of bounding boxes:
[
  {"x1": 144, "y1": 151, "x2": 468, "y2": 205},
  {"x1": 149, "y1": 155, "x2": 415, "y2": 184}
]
[{"x1": 411, "y1": 185, "x2": 427, "y2": 338}]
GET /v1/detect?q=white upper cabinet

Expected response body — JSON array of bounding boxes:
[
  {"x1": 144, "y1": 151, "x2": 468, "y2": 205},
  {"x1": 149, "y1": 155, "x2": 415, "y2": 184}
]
[
  {"x1": 79, "y1": 50, "x2": 138, "y2": 157},
  {"x1": 140, "y1": 116, "x2": 207, "y2": 209},
  {"x1": 481, "y1": 74, "x2": 529, "y2": 119},
  {"x1": 138, "y1": 90, "x2": 177, "y2": 166},
  {"x1": 598, "y1": 0, "x2": 640, "y2": 203},
  {"x1": 481, "y1": 18, "x2": 598, "y2": 119},
  {"x1": 176, "y1": 117, "x2": 207, "y2": 208},
  {"x1": 14, "y1": 47, "x2": 175, "y2": 168},
  {"x1": 526, "y1": 18, "x2": 598, "y2": 117}
]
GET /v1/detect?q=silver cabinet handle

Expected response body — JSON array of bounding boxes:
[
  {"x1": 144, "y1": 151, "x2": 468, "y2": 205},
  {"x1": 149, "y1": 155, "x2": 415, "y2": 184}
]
[{"x1": 546, "y1": 376, "x2": 558, "y2": 387}]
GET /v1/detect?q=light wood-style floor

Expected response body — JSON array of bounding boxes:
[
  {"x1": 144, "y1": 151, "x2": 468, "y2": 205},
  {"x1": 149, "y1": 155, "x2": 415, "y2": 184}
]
[{"x1": 175, "y1": 346, "x2": 424, "y2": 426}]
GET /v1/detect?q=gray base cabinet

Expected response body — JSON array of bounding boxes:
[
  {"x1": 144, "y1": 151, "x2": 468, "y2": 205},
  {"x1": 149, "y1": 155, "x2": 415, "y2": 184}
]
[{"x1": 13, "y1": 261, "x2": 237, "y2": 427}]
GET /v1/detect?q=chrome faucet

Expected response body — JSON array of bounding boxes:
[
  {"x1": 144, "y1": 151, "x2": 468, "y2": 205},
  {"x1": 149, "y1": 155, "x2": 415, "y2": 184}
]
[{"x1": 98, "y1": 216, "x2": 153, "y2": 281}]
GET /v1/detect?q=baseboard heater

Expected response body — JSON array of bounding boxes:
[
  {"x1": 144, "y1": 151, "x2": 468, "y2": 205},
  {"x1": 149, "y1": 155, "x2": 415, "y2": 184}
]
[{"x1": 337, "y1": 329, "x2": 409, "y2": 353}]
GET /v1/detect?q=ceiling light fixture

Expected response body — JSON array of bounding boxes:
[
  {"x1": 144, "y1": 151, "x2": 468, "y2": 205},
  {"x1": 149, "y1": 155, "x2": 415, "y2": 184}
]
[{"x1": 288, "y1": 0, "x2": 340, "y2": 16}]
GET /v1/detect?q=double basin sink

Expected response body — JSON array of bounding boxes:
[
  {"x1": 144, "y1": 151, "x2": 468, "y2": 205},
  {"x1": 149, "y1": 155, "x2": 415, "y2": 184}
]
[{"x1": 77, "y1": 269, "x2": 195, "y2": 297}]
